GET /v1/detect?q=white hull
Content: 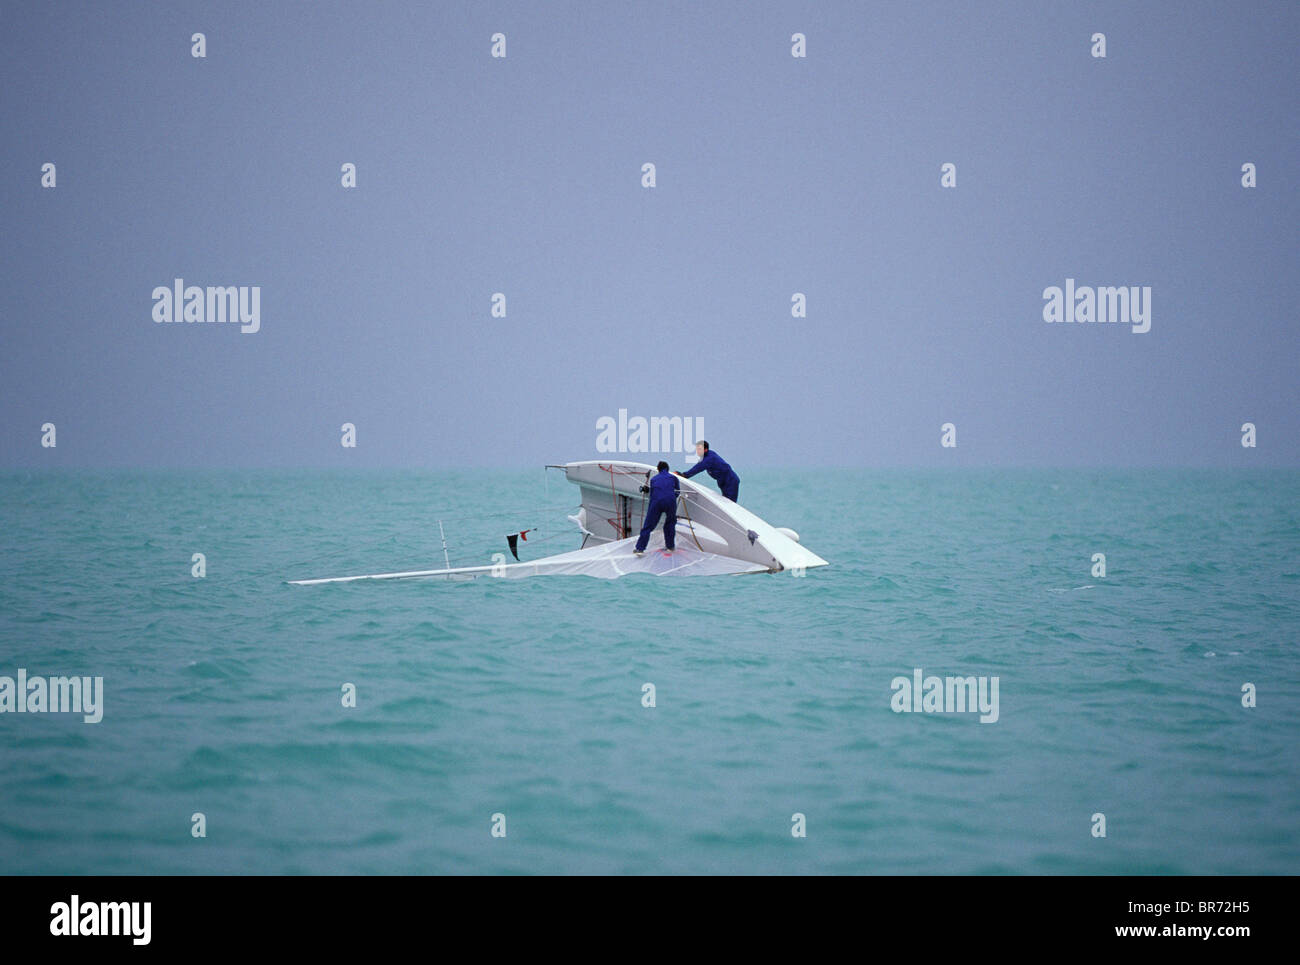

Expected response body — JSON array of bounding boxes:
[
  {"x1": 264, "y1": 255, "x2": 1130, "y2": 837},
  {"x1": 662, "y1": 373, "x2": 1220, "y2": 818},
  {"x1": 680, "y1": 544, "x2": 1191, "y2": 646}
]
[{"x1": 289, "y1": 460, "x2": 828, "y2": 584}]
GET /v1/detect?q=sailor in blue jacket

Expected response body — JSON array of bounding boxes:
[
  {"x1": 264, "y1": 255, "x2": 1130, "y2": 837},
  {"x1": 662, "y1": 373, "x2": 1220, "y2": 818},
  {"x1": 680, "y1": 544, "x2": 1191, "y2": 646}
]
[
  {"x1": 677, "y1": 441, "x2": 740, "y2": 502},
  {"x1": 634, "y1": 461, "x2": 679, "y2": 555}
]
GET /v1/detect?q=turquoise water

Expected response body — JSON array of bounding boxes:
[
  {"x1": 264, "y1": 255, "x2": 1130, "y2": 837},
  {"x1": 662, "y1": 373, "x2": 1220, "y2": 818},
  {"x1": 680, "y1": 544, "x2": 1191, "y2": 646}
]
[{"x1": 1, "y1": 469, "x2": 1297, "y2": 874}]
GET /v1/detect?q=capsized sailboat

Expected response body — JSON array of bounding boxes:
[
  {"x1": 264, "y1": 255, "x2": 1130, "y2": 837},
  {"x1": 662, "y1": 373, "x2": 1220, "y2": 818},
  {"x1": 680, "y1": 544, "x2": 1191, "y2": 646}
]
[{"x1": 287, "y1": 460, "x2": 829, "y2": 584}]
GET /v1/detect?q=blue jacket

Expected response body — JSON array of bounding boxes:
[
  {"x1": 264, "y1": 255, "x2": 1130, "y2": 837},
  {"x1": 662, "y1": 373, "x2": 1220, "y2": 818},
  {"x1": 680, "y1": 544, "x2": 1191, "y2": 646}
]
[
  {"x1": 647, "y1": 469, "x2": 679, "y2": 504},
  {"x1": 681, "y1": 450, "x2": 737, "y2": 485}
]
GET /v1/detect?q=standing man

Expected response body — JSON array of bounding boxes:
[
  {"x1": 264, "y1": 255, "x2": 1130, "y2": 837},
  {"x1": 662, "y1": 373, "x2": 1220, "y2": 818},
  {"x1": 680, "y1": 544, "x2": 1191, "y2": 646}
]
[
  {"x1": 677, "y1": 441, "x2": 740, "y2": 502},
  {"x1": 634, "y1": 461, "x2": 679, "y2": 556}
]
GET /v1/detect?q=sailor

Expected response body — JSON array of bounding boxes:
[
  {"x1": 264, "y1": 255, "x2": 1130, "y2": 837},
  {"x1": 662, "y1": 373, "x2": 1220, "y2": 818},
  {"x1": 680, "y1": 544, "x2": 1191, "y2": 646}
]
[
  {"x1": 634, "y1": 461, "x2": 678, "y2": 556},
  {"x1": 676, "y1": 441, "x2": 740, "y2": 502}
]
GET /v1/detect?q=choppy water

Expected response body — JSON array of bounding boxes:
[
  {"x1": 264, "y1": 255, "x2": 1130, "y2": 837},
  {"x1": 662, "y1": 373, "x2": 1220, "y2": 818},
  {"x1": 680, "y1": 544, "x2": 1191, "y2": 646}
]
[{"x1": 1, "y1": 469, "x2": 1297, "y2": 874}]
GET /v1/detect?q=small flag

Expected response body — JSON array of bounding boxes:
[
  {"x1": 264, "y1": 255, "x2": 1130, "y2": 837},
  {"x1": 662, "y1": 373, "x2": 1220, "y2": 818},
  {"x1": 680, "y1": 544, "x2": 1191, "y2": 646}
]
[{"x1": 506, "y1": 529, "x2": 532, "y2": 561}]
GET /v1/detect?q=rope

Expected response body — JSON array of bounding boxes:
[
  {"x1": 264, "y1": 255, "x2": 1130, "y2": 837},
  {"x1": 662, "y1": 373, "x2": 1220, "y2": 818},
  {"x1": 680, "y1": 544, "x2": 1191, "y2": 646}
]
[
  {"x1": 677, "y1": 487, "x2": 704, "y2": 551},
  {"x1": 598, "y1": 462, "x2": 650, "y2": 538},
  {"x1": 424, "y1": 504, "x2": 574, "y2": 524},
  {"x1": 278, "y1": 532, "x2": 400, "y2": 578}
]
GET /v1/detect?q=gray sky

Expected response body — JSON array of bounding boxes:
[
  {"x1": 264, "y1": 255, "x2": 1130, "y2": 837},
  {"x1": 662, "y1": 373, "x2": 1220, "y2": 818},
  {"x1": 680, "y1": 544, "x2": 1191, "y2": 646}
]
[{"x1": 2, "y1": 0, "x2": 1296, "y2": 468}]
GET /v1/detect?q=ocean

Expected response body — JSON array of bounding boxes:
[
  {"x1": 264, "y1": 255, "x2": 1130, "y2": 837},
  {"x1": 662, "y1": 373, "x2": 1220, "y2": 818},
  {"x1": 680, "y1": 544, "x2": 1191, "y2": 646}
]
[{"x1": 1, "y1": 469, "x2": 1297, "y2": 874}]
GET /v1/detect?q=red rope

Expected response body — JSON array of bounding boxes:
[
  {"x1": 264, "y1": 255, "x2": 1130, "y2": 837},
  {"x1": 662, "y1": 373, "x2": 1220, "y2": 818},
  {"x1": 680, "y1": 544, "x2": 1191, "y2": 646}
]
[{"x1": 598, "y1": 463, "x2": 654, "y2": 539}]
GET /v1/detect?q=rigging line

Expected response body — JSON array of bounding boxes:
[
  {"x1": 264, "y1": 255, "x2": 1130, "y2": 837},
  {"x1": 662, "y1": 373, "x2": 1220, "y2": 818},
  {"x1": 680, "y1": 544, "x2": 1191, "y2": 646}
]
[
  {"x1": 292, "y1": 516, "x2": 581, "y2": 578},
  {"x1": 282, "y1": 507, "x2": 576, "y2": 575},
  {"x1": 423, "y1": 505, "x2": 575, "y2": 524},
  {"x1": 516, "y1": 533, "x2": 567, "y2": 546},
  {"x1": 277, "y1": 533, "x2": 400, "y2": 577},
  {"x1": 677, "y1": 487, "x2": 704, "y2": 551},
  {"x1": 596, "y1": 463, "x2": 652, "y2": 477},
  {"x1": 602, "y1": 463, "x2": 624, "y2": 538}
]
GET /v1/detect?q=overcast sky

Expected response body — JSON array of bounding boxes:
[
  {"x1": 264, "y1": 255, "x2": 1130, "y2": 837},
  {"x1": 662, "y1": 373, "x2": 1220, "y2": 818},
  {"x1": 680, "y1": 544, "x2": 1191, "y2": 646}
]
[{"x1": 2, "y1": 0, "x2": 1296, "y2": 468}]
